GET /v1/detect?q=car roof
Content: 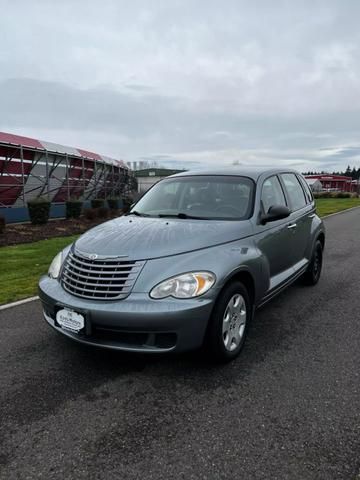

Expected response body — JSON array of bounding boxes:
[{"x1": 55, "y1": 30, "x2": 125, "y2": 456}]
[{"x1": 170, "y1": 166, "x2": 301, "y2": 182}]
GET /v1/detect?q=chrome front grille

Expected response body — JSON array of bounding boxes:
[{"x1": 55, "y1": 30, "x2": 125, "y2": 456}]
[{"x1": 61, "y1": 250, "x2": 144, "y2": 300}]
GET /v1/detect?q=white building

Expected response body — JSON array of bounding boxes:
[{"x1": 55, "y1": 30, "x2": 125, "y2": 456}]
[
  {"x1": 305, "y1": 178, "x2": 322, "y2": 192},
  {"x1": 135, "y1": 168, "x2": 185, "y2": 194}
]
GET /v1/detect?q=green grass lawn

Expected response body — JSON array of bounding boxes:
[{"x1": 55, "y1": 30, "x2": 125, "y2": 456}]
[
  {"x1": 315, "y1": 197, "x2": 360, "y2": 217},
  {"x1": 0, "y1": 197, "x2": 360, "y2": 305},
  {"x1": 0, "y1": 235, "x2": 78, "y2": 305}
]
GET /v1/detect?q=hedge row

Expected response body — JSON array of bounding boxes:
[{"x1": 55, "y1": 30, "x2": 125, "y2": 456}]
[
  {"x1": 313, "y1": 191, "x2": 358, "y2": 199},
  {"x1": 23, "y1": 197, "x2": 128, "y2": 226}
]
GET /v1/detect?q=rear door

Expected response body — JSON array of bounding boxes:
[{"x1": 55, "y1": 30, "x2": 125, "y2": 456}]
[{"x1": 279, "y1": 173, "x2": 313, "y2": 269}]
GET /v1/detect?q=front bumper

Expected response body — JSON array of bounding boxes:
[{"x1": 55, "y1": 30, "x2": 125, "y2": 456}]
[{"x1": 39, "y1": 276, "x2": 215, "y2": 353}]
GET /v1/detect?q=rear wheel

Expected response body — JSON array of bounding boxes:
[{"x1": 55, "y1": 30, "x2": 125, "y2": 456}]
[
  {"x1": 303, "y1": 239, "x2": 323, "y2": 285},
  {"x1": 206, "y1": 281, "x2": 252, "y2": 362}
]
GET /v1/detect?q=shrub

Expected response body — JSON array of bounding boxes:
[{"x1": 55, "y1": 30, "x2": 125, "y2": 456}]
[
  {"x1": 98, "y1": 206, "x2": 110, "y2": 219},
  {"x1": 335, "y1": 192, "x2": 351, "y2": 198},
  {"x1": 314, "y1": 191, "x2": 356, "y2": 199},
  {"x1": 66, "y1": 199, "x2": 83, "y2": 219},
  {"x1": 91, "y1": 198, "x2": 105, "y2": 209},
  {"x1": 320, "y1": 191, "x2": 332, "y2": 198},
  {"x1": 107, "y1": 197, "x2": 120, "y2": 210},
  {"x1": 27, "y1": 197, "x2": 51, "y2": 225},
  {"x1": 0, "y1": 216, "x2": 5, "y2": 234},
  {"x1": 84, "y1": 208, "x2": 98, "y2": 220},
  {"x1": 122, "y1": 197, "x2": 133, "y2": 213}
]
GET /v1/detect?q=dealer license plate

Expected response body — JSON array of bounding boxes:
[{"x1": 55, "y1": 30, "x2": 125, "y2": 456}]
[{"x1": 56, "y1": 309, "x2": 85, "y2": 333}]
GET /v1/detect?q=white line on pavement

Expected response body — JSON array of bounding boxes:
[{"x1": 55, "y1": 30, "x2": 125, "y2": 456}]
[
  {"x1": 0, "y1": 296, "x2": 39, "y2": 311},
  {"x1": 323, "y1": 205, "x2": 360, "y2": 219}
]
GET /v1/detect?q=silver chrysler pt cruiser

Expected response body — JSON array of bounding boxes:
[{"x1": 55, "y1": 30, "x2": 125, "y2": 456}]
[{"x1": 39, "y1": 167, "x2": 325, "y2": 362}]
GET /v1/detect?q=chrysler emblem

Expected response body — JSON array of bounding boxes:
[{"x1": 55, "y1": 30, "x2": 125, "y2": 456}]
[{"x1": 89, "y1": 253, "x2": 98, "y2": 260}]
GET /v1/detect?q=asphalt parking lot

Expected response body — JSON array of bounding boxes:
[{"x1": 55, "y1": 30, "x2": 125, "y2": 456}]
[{"x1": 1, "y1": 208, "x2": 360, "y2": 480}]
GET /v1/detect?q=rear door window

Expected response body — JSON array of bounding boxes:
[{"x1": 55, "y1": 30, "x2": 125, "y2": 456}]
[
  {"x1": 297, "y1": 175, "x2": 314, "y2": 204},
  {"x1": 280, "y1": 173, "x2": 307, "y2": 211}
]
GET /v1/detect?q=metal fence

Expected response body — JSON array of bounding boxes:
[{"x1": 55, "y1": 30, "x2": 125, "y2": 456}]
[{"x1": 0, "y1": 142, "x2": 135, "y2": 208}]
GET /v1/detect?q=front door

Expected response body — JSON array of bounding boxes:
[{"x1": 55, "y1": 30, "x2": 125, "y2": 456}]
[{"x1": 254, "y1": 175, "x2": 294, "y2": 283}]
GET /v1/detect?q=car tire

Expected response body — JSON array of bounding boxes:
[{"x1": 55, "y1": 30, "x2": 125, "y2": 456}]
[
  {"x1": 303, "y1": 239, "x2": 323, "y2": 286},
  {"x1": 206, "y1": 281, "x2": 252, "y2": 363}
]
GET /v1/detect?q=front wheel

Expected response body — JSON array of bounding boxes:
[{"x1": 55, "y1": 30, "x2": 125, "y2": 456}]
[
  {"x1": 303, "y1": 239, "x2": 323, "y2": 285},
  {"x1": 206, "y1": 281, "x2": 252, "y2": 362}
]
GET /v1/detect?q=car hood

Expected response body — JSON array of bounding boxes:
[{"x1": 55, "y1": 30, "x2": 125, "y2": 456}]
[{"x1": 74, "y1": 216, "x2": 253, "y2": 260}]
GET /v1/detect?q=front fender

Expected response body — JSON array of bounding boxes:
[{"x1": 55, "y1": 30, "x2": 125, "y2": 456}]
[{"x1": 132, "y1": 239, "x2": 267, "y2": 305}]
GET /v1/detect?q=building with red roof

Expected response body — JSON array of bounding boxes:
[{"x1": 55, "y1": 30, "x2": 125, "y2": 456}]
[{"x1": 304, "y1": 174, "x2": 355, "y2": 192}]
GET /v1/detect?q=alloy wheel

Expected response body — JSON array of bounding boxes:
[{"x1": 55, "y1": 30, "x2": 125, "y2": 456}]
[{"x1": 222, "y1": 293, "x2": 247, "y2": 351}]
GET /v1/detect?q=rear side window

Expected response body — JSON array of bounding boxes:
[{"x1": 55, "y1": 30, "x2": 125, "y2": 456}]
[
  {"x1": 297, "y1": 175, "x2": 313, "y2": 204},
  {"x1": 281, "y1": 173, "x2": 307, "y2": 211},
  {"x1": 261, "y1": 176, "x2": 287, "y2": 213}
]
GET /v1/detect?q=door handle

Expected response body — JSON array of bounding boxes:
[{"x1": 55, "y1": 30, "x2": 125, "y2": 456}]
[{"x1": 287, "y1": 223, "x2": 297, "y2": 229}]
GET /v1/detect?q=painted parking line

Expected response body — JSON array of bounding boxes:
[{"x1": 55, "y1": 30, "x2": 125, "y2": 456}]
[{"x1": 0, "y1": 296, "x2": 39, "y2": 311}]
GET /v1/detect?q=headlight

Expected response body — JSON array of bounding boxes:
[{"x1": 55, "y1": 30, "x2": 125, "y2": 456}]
[
  {"x1": 150, "y1": 271, "x2": 216, "y2": 299},
  {"x1": 48, "y1": 245, "x2": 71, "y2": 279}
]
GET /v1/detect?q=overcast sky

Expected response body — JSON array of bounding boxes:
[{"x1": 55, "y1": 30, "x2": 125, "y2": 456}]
[{"x1": 1, "y1": 0, "x2": 360, "y2": 172}]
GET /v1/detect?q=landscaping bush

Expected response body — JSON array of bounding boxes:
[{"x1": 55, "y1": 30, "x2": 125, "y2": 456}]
[
  {"x1": 27, "y1": 197, "x2": 51, "y2": 225},
  {"x1": 91, "y1": 198, "x2": 105, "y2": 209},
  {"x1": 66, "y1": 199, "x2": 83, "y2": 219},
  {"x1": 0, "y1": 216, "x2": 5, "y2": 234},
  {"x1": 319, "y1": 191, "x2": 332, "y2": 198},
  {"x1": 107, "y1": 197, "x2": 120, "y2": 210},
  {"x1": 98, "y1": 206, "x2": 110, "y2": 219},
  {"x1": 335, "y1": 192, "x2": 351, "y2": 198},
  {"x1": 314, "y1": 191, "x2": 343, "y2": 198},
  {"x1": 83, "y1": 208, "x2": 98, "y2": 220},
  {"x1": 122, "y1": 197, "x2": 133, "y2": 213}
]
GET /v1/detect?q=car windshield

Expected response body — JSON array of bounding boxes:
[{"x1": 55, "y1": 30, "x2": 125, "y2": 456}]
[{"x1": 131, "y1": 175, "x2": 255, "y2": 220}]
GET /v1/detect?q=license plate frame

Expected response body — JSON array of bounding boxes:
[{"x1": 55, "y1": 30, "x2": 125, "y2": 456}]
[{"x1": 55, "y1": 308, "x2": 85, "y2": 334}]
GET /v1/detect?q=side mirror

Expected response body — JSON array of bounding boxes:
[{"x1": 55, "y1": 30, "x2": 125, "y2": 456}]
[{"x1": 260, "y1": 205, "x2": 290, "y2": 225}]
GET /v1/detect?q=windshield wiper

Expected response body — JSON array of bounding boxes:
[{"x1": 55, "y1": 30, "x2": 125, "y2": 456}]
[
  {"x1": 158, "y1": 212, "x2": 210, "y2": 220},
  {"x1": 127, "y1": 210, "x2": 151, "y2": 217}
]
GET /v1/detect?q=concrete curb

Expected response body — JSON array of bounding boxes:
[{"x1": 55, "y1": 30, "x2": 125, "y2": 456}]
[
  {"x1": 322, "y1": 205, "x2": 360, "y2": 219},
  {"x1": 0, "y1": 296, "x2": 39, "y2": 311},
  {"x1": 0, "y1": 205, "x2": 359, "y2": 311}
]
